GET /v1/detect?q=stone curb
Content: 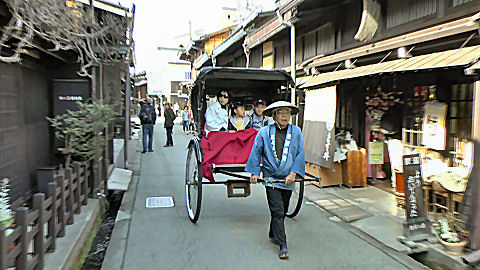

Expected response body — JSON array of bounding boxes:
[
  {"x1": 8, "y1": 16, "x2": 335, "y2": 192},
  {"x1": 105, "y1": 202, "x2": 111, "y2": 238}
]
[
  {"x1": 101, "y1": 139, "x2": 142, "y2": 270},
  {"x1": 43, "y1": 199, "x2": 101, "y2": 270}
]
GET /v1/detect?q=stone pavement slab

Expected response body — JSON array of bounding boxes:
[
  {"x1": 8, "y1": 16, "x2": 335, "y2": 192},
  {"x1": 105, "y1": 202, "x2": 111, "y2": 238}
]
[
  {"x1": 351, "y1": 215, "x2": 410, "y2": 253},
  {"x1": 304, "y1": 185, "x2": 372, "y2": 222},
  {"x1": 107, "y1": 168, "x2": 133, "y2": 191}
]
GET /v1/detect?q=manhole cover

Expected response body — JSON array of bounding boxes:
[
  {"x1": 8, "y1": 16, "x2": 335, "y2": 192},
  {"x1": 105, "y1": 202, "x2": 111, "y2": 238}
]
[{"x1": 145, "y1": 197, "x2": 174, "y2": 208}]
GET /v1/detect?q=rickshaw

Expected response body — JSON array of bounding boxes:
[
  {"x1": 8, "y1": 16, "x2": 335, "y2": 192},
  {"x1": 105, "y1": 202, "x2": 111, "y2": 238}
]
[{"x1": 185, "y1": 67, "x2": 320, "y2": 223}]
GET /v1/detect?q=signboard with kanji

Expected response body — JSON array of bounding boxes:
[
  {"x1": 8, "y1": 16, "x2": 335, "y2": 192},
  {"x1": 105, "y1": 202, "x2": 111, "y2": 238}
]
[
  {"x1": 368, "y1": 141, "x2": 384, "y2": 165},
  {"x1": 402, "y1": 153, "x2": 430, "y2": 240}
]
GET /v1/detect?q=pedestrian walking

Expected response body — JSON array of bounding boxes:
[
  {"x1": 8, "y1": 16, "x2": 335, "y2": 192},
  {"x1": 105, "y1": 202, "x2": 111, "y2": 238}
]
[
  {"x1": 139, "y1": 97, "x2": 157, "y2": 153},
  {"x1": 173, "y1": 102, "x2": 180, "y2": 116},
  {"x1": 164, "y1": 103, "x2": 176, "y2": 147},
  {"x1": 245, "y1": 101, "x2": 305, "y2": 259},
  {"x1": 181, "y1": 107, "x2": 190, "y2": 134}
]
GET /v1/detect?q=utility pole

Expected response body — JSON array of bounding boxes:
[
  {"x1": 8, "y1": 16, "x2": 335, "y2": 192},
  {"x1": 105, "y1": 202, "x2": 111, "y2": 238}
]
[
  {"x1": 189, "y1": 20, "x2": 192, "y2": 42},
  {"x1": 124, "y1": 4, "x2": 135, "y2": 169}
]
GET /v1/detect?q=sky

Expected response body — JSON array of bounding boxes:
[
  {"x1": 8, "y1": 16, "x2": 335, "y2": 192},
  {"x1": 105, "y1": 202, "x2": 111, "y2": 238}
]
[{"x1": 115, "y1": 0, "x2": 277, "y2": 72}]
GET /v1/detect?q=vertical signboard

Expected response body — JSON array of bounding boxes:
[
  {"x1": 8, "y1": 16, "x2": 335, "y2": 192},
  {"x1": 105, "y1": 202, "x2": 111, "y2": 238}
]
[
  {"x1": 368, "y1": 141, "x2": 384, "y2": 165},
  {"x1": 52, "y1": 79, "x2": 90, "y2": 150},
  {"x1": 53, "y1": 79, "x2": 90, "y2": 116},
  {"x1": 402, "y1": 154, "x2": 430, "y2": 240}
]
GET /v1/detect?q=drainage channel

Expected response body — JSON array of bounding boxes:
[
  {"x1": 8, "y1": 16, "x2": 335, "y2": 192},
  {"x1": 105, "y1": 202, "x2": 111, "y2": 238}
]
[
  {"x1": 408, "y1": 249, "x2": 472, "y2": 270},
  {"x1": 81, "y1": 191, "x2": 124, "y2": 270}
]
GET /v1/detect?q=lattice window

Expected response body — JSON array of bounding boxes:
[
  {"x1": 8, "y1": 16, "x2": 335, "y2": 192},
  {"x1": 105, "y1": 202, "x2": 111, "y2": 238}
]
[
  {"x1": 451, "y1": 0, "x2": 473, "y2": 7},
  {"x1": 387, "y1": 0, "x2": 437, "y2": 29},
  {"x1": 447, "y1": 84, "x2": 473, "y2": 150}
]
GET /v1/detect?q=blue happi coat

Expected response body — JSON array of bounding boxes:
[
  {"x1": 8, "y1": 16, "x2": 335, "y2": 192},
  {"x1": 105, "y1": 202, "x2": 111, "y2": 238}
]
[{"x1": 245, "y1": 124, "x2": 305, "y2": 190}]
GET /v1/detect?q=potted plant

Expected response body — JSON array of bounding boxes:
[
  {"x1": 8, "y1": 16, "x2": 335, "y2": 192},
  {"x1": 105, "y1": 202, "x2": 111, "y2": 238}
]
[
  {"x1": 432, "y1": 215, "x2": 469, "y2": 255},
  {"x1": 0, "y1": 178, "x2": 14, "y2": 252}
]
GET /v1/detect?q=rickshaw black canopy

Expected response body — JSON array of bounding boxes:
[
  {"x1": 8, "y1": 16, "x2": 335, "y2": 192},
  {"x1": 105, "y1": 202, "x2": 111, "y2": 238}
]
[{"x1": 190, "y1": 67, "x2": 294, "y2": 131}]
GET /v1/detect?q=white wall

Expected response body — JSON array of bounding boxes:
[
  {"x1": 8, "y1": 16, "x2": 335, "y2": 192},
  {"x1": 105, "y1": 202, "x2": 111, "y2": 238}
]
[{"x1": 147, "y1": 49, "x2": 191, "y2": 100}]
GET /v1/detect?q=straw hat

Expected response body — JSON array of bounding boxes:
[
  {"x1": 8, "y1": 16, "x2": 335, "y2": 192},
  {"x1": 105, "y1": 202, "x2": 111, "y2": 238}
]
[{"x1": 263, "y1": 101, "x2": 299, "y2": 117}]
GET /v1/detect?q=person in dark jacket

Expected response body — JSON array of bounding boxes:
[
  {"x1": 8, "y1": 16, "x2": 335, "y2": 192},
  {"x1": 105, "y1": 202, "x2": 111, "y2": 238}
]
[
  {"x1": 139, "y1": 97, "x2": 157, "y2": 153},
  {"x1": 164, "y1": 103, "x2": 176, "y2": 147}
]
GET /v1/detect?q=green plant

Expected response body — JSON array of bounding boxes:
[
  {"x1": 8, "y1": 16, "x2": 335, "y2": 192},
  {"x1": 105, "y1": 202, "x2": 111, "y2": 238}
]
[
  {"x1": 0, "y1": 178, "x2": 13, "y2": 228},
  {"x1": 47, "y1": 100, "x2": 118, "y2": 168},
  {"x1": 432, "y1": 214, "x2": 469, "y2": 243}
]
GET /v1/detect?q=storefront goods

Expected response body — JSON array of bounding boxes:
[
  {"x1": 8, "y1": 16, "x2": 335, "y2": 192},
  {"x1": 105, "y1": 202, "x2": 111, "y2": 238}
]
[
  {"x1": 422, "y1": 101, "x2": 447, "y2": 150},
  {"x1": 435, "y1": 170, "x2": 468, "y2": 193},
  {"x1": 334, "y1": 131, "x2": 359, "y2": 162}
]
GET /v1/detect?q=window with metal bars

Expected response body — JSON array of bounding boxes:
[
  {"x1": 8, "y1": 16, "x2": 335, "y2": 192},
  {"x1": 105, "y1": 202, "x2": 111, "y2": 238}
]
[
  {"x1": 446, "y1": 83, "x2": 473, "y2": 150},
  {"x1": 451, "y1": 0, "x2": 473, "y2": 7}
]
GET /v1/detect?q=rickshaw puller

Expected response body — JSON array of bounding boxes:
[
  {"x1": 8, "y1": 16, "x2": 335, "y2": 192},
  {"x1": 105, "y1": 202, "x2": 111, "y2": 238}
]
[{"x1": 245, "y1": 101, "x2": 305, "y2": 260}]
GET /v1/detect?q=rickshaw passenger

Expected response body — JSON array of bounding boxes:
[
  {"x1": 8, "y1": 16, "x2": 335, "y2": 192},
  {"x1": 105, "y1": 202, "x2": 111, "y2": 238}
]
[
  {"x1": 245, "y1": 101, "x2": 305, "y2": 260},
  {"x1": 249, "y1": 99, "x2": 274, "y2": 130},
  {"x1": 228, "y1": 102, "x2": 252, "y2": 131},
  {"x1": 205, "y1": 90, "x2": 230, "y2": 133}
]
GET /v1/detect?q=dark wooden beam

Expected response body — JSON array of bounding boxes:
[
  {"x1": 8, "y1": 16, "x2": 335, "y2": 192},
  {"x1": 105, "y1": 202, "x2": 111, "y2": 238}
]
[{"x1": 0, "y1": 1, "x2": 9, "y2": 18}]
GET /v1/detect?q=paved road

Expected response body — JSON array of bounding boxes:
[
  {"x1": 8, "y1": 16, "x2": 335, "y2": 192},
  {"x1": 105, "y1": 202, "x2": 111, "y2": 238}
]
[{"x1": 122, "y1": 122, "x2": 412, "y2": 270}]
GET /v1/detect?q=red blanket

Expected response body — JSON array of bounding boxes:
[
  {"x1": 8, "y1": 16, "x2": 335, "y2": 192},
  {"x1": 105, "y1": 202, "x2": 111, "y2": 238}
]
[{"x1": 201, "y1": 129, "x2": 259, "y2": 182}]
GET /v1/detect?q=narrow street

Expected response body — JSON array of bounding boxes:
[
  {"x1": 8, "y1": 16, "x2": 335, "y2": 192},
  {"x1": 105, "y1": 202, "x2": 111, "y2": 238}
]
[{"x1": 120, "y1": 121, "x2": 412, "y2": 270}]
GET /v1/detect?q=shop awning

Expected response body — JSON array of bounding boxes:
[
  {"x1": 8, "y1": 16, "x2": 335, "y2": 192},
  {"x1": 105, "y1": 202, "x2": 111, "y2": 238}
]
[
  {"x1": 465, "y1": 60, "x2": 480, "y2": 75},
  {"x1": 302, "y1": 45, "x2": 480, "y2": 89},
  {"x1": 303, "y1": 12, "x2": 480, "y2": 70},
  {"x1": 295, "y1": 75, "x2": 313, "y2": 87}
]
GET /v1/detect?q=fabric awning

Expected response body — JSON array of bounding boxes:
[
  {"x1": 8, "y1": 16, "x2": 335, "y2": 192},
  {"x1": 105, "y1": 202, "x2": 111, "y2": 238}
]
[
  {"x1": 302, "y1": 45, "x2": 480, "y2": 89},
  {"x1": 295, "y1": 75, "x2": 313, "y2": 87}
]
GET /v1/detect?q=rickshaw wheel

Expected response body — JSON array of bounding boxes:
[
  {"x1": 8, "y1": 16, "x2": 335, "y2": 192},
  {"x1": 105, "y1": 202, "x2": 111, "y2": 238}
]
[
  {"x1": 286, "y1": 180, "x2": 304, "y2": 218},
  {"x1": 185, "y1": 144, "x2": 202, "y2": 223}
]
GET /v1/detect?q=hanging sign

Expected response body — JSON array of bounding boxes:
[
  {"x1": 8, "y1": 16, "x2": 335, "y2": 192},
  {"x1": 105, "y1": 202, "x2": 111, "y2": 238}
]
[
  {"x1": 422, "y1": 101, "x2": 447, "y2": 150},
  {"x1": 402, "y1": 154, "x2": 430, "y2": 240},
  {"x1": 303, "y1": 86, "x2": 336, "y2": 168},
  {"x1": 368, "y1": 141, "x2": 384, "y2": 165}
]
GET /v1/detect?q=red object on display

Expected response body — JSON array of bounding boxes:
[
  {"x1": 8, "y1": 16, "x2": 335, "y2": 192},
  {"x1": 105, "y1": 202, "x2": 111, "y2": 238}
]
[{"x1": 200, "y1": 129, "x2": 259, "y2": 182}]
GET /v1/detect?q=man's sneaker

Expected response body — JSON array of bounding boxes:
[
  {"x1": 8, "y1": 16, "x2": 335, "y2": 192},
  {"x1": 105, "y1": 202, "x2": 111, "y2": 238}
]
[
  {"x1": 141, "y1": 150, "x2": 146, "y2": 154},
  {"x1": 279, "y1": 245, "x2": 288, "y2": 259},
  {"x1": 148, "y1": 149, "x2": 154, "y2": 152}
]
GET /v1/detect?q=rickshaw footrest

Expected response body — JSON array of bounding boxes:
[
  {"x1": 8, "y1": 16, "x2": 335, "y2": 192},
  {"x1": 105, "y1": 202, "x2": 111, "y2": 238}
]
[{"x1": 227, "y1": 182, "x2": 251, "y2": 198}]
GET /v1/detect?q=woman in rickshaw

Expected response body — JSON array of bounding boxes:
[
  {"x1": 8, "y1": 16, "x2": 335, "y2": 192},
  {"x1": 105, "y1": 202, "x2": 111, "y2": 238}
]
[
  {"x1": 245, "y1": 101, "x2": 305, "y2": 260},
  {"x1": 205, "y1": 89, "x2": 230, "y2": 133}
]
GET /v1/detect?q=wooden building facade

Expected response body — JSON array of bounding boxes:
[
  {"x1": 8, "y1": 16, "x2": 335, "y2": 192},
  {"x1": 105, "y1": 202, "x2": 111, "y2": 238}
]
[{"x1": 0, "y1": 0, "x2": 131, "y2": 201}]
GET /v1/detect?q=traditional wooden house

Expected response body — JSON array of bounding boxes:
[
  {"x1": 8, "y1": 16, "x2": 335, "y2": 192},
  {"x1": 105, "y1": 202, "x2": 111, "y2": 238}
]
[{"x1": 0, "y1": 0, "x2": 133, "y2": 201}]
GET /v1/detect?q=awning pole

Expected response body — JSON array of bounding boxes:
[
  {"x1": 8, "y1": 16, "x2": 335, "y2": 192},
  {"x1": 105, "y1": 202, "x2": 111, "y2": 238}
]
[
  {"x1": 290, "y1": 25, "x2": 296, "y2": 105},
  {"x1": 276, "y1": 10, "x2": 296, "y2": 111}
]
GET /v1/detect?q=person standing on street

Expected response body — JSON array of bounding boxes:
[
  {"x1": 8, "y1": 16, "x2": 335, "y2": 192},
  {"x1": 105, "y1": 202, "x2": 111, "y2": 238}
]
[
  {"x1": 245, "y1": 101, "x2": 305, "y2": 260},
  {"x1": 181, "y1": 107, "x2": 190, "y2": 134},
  {"x1": 139, "y1": 97, "x2": 157, "y2": 153},
  {"x1": 164, "y1": 103, "x2": 176, "y2": 147}
]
